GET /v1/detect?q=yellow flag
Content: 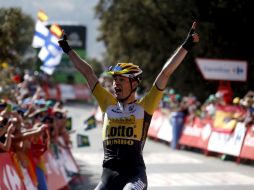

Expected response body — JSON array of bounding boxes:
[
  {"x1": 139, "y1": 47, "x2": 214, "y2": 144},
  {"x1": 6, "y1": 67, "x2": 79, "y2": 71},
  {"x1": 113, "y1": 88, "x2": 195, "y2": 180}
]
[
  {"x1": 50, "y1": 24, "x2": 62, "y2": 38},
  {"x1": 213, "y1": 110, "x2": 237, "y2": 133},
  {"x1": 37, "y1": 10, "x2": 49, "y2": 22},
  {"x1": 1, "y1": 62, "x2": 8, "y2": 69}
]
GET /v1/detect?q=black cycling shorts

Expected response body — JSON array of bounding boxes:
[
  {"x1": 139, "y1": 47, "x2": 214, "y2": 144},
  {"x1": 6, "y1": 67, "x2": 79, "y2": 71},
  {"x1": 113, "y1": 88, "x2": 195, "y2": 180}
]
[{"x1": 94, "y1": 167, "x2": 147, "y2": 190}]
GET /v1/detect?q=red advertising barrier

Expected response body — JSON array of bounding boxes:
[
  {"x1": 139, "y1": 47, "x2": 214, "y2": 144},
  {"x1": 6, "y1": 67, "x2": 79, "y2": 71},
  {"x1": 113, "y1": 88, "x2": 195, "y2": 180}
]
[
  {"x1": 42, "y1": 83, "x2": 92, "y2": 101},
  {"x1": 59, "y1": 84, "x2": 92, "y2": 101},
  {"x1": 207, "y1": 122, "x2": 246, "y2": 156},
  {"x1": 239, "y1": 125, "x2": 254, "y2": 160},
  {"x1": 156, "y1": 115, "x2": 172, "y2": 143},
  {"x1": 42, "y1": 84, "x2": 61, "y2": 100},
  {"x1": 44, "y1": 137, "x2": 79, "y2": 189},
  {"x1": 0, "y1": 144, "x2": 79, "y2": 190},
  {"x1": 73, "y1": 84, "x2": 91, "y2": 100},
  {"x1": 179, "y1": 116, "x2": 212, "y2": 150},
  {"x1": 148, "y1": 107, "x2": 254, "y2": 162},
  {"x1": 148, "y1": 109, "x2": 165, "y2": 139},
  {"x1": 43, "y1": 150, "x2": 69, "y2": 190},
  {"x1": 0, "y1": 152, "x2": 26, "y2": 190}
]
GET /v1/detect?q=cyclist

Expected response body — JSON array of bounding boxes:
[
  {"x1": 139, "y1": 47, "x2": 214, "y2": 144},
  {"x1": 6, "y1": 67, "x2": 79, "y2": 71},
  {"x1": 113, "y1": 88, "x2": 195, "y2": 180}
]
[{"x1": 59, "y1": 22, "x2": 199, "y2": 190}]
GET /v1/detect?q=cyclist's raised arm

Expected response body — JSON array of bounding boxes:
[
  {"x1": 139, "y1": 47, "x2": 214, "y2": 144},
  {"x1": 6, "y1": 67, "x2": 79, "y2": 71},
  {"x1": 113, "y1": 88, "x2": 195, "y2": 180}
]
[
  {"x1": 68, "y1": 51, "x2": 98, "y2": 90},
  {"x1": 155, "y1": 22, "x2": 199, "y2": 90},
  {"x1": 58, "y1": 32, "x2": 98, "y2": 90}
]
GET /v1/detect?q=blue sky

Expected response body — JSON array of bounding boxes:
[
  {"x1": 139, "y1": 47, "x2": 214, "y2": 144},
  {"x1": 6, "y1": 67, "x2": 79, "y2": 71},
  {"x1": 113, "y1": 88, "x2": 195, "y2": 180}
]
[{"x1": 0, "y1": 0, "x2": 105, "y2": 59}]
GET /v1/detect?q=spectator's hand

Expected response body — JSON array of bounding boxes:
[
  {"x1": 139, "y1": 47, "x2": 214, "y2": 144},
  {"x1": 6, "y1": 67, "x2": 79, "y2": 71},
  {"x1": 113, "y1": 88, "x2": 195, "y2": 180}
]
[
  {"x1": 41, "y1": 124, "x2": 49, "y2": 131},
  {"x1": 182, "y1": 21, "x2": 200, "y2": 51},
  {"x1": 7, "y1": 124, "x2": 16, "y2": 134},
  {"x1": 58, "y1": 30, "x2": 72, "y2": 54}
]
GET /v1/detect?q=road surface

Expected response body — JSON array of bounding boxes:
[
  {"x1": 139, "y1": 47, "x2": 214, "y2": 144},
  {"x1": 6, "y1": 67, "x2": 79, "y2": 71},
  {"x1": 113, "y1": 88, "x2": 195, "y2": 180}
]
[{"x1": 66, "y1": 103, "x2": 254, "y2": 190}]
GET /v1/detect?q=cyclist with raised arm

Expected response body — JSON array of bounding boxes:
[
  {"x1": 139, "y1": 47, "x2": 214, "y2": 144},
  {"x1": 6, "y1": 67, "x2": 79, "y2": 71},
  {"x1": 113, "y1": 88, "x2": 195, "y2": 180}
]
[{"x1": 59, "y1": 22, "x2": 199, "y2": 190}]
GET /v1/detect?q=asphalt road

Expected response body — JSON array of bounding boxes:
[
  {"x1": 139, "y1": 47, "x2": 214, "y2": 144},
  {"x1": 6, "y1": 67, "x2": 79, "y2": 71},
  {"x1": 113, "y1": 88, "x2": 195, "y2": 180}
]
[{"x1": 65, "y1": 103, "x2": 254, "y2": 190}]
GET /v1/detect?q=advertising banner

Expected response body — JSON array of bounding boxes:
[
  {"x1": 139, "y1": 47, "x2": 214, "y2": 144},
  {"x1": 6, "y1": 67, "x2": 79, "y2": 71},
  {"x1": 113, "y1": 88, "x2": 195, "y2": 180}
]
[
  {"x1": 179, "y1": 117, "x2": 212, "y2": 150},
  {"x1": 196, "y1": 58, "x2": 247, "y2": 81},
  {"x1": 156, "y1": 114, "x2": 173, "y2": 143},
  {"x1": 240, "y1": 125, "x2": 254, "y2": 160},
  {"x1": 44, "y1": 150, "x2": 69, "y2": 190},
  {"x1": 0, "y1": 153, "x2": 26, "y2": 190},
  {"x1": 148, "y1": 109, "x2": 165, "y2": 139},
  {"x1": 207, "y1": 122, "x2": 246, "y2": 156}
]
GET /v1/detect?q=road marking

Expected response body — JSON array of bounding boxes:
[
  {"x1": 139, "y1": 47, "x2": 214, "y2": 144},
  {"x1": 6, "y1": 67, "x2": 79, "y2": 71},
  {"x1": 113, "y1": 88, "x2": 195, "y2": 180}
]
[
  {"x1": 148, "y1": 172, "x2": 254, "y2": 187},
  {"x1": 72, "y1": 152, "x2": 203, "y2": 165},
  {"x1": 73, "y1": 152, "x2": 254, "y2": 187},
  {"x1": 144, "y1": 152, "x2": 203, "y2": 164},
  {"x1": 73, "y1": 152, "x2": 103, "y2": 165}
]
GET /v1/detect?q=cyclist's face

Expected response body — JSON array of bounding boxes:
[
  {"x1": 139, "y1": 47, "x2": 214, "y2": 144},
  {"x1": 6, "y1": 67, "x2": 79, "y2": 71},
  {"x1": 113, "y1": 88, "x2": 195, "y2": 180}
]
[{"x1": 113, "y1": 75, "x2": 131, "y2": 99}]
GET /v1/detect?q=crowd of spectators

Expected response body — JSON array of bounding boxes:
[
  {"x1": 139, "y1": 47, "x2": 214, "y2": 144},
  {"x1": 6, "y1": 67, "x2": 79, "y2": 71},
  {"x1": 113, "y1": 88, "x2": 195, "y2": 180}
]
[
  {"x1": 156, "y1": 87, "x2": 254, "y2": 152},
  {"x1": 0, "y1": 70, "x2": 72, "y2": 189},
  {"x1": 2, "y1": 68, "x2": 253, "y2": 188},
  {"x1": 160, "y1": 87, "x2": 254, "y2": 130}
]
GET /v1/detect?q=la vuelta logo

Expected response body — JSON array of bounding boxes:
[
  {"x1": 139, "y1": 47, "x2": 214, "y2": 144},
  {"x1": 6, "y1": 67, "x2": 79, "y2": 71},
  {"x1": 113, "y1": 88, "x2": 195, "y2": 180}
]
[{"x1": 1, "y1": 164, "x2": 22, "y2": 190}]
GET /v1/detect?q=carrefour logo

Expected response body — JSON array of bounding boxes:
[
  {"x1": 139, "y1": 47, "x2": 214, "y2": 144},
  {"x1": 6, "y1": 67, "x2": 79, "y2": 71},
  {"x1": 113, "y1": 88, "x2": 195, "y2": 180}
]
[
  {"x1": 196, "y1": 58, "x2": 247, "y2": 81},
  {"x1": 232, "y1": 66, "x2": 244, "y2": 75}
]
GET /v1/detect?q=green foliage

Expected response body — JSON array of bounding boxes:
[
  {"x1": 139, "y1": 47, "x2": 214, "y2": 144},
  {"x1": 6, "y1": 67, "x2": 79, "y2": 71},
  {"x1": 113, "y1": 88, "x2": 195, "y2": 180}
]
[
  {"x1": 0, "y1": 8, "x2": 35, "y2": 97},
  {"x1": 0, "y1": 7, "x2": 35, "y2": 66},
  {"x1": 95, "y1": 0, "x2": 254, "y2": 101}
]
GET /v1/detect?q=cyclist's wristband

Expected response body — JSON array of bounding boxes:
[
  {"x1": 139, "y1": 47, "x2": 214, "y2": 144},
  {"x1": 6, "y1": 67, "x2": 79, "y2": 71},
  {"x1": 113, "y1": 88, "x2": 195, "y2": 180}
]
[
  {"x1": 182, "y1": 36, "x2": 194, "y2": 51},
  {"x1": 182, "y1": 28, "x2": 195, "y2": 51},
  {"x1": 58, "y1": 38, "x2": 72, "y2": 54}
]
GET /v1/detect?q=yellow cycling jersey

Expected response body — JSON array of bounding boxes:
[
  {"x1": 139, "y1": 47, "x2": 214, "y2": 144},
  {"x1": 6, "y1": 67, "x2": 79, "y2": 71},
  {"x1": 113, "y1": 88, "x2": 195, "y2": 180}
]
[{"x1": 92, "y1": 82, "x2": 163, "y2": 169}]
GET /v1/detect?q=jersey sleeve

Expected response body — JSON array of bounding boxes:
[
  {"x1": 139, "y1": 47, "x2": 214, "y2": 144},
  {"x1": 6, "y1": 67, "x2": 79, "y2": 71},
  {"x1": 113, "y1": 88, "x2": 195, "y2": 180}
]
[
  {"x1": 92, "y1": 82, "x2": 117, "y2": 112},
  {"x1": 139, "y1": 84, "x2": 163, "y2": 115}
]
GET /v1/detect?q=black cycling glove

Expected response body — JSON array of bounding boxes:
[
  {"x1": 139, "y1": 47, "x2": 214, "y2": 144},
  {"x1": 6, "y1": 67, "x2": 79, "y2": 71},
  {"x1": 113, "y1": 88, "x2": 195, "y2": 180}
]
[
  {"x1": 182, "y1": 27, "x2": 195, "y2": 51},
  {"x1": 58, "y1": 34, "x2": 72, "y2": 54}
]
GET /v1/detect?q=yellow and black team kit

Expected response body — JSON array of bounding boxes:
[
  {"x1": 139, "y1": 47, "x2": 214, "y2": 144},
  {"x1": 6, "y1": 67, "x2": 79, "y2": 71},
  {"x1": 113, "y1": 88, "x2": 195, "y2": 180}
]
[{"x1": 93, "y1": 82, "x2": 163, "y2": 190}]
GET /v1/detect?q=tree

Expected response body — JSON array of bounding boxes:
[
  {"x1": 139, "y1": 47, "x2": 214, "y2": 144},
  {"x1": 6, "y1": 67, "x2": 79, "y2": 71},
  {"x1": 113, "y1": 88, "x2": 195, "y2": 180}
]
[
  {"x1": 0, "y1": 8, "x2": 35, "y2": 98},
  {"x1": 195, "y1": 0, "x2": 254, "y2": 98},
  {"x1": 95, "y1": 0, "x2": 254, "y2": 101},
  {"x1": 0, "y1": 8, "x2": 35, "y2": 66}
]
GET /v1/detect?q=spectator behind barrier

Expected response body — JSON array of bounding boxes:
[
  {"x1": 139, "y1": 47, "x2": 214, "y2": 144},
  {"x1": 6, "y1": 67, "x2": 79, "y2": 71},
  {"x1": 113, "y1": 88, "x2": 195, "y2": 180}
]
[
  {"x1": 0, "y1": 115, "x2": 16, "y2": 152},
  {"x1": 240, "y1": 96, "x2": 254, "y2": 126},
  {"x1": 52, "y1": 107, "x2": 72, "y2": 149}
]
